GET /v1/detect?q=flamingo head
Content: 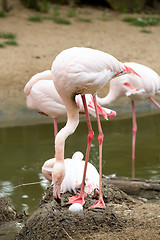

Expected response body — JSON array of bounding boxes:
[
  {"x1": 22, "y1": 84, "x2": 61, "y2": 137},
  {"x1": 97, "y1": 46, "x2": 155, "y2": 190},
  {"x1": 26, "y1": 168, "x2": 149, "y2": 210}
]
[
  {"x1": 114, "y1": 64, "x2": 141, "y2": 78},
  {"x1": 104, "y1": 108, "x2": 117, "y2": 118},
  {"x1": 52, "y1": 162, "x2": 65, "y2": 201},
  {"x1": 42, "y1": 158, "x2": 56, "y2": 182},
  {"x1": 87, "y1": 97, "x2": 116, "y2": 120}
]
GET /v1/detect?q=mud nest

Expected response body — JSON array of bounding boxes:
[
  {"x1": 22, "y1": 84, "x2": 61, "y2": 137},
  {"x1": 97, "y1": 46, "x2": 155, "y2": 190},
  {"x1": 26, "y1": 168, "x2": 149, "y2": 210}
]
[
  {"x1": 15, "y1": 182, "x2": 136, "y2": 240},
  {"x1": 0, "y1": 191, "x2": 18, "y2": 224}
]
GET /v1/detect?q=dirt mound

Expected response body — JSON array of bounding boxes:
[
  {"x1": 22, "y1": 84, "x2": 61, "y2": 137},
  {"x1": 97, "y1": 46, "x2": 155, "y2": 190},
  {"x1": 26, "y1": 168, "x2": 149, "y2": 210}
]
[
  {"x1": 0, "y1": 191, "x2": 18, "y2": 224},
  {"x1": 15, "y1": 183, "x2": 136, "y2": 239}
]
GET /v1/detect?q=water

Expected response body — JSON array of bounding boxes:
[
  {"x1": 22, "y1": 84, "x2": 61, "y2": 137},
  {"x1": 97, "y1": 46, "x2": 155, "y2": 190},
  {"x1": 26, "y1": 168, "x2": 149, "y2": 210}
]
[{"x1": 0, "y1": 113, "x2": 160, "y2": 214}]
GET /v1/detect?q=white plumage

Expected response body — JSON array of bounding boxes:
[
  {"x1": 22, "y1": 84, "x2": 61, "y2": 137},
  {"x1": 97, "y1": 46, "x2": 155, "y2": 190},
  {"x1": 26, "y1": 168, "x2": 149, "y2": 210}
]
[
  {"x1": 42, "y1": 151, "x2": 99, "y2": 195},
  {"x1": 97, "y1": 62, "x2": 160, "y2": 178},
  {"x1": 24, "y1": 70, "x2": 116, "y2": 127},
  {"x1": 51, "y1": 47, "x2": 140, "y2": 208},
  {"x1": 97, "y1": 62, "x2": 160, "y2": 105}
]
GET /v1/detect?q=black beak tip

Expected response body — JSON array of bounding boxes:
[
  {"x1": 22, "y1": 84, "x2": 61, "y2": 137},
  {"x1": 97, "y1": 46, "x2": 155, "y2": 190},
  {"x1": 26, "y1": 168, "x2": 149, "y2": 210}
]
[{"x1": 54, "y1": 196, "x2": 61, "y2": 204}]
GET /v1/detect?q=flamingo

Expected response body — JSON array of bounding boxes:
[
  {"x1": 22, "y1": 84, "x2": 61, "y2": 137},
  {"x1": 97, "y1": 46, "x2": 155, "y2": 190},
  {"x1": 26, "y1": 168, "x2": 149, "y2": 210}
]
[
  {"x1": 24, "y1": 70, "x2": 116, "y2": 139},
  {"x1": 97, "y1": 62, "x2": 160, "y2": 178},
  {"x1": 51, "y1": 47, "x2": 140, "y2": 209},
  {"x1": 42, "y1": 151, "x2": 99, "y2": 195}
]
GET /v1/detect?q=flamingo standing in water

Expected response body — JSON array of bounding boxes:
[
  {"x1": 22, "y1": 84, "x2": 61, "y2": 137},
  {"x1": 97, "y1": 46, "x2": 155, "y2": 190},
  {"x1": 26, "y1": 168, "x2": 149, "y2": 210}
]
[
  {"x1": 51, "y1": 47, "x2": 140, "y2": 209},
  {"x1": 24, "y1": 70, "x2": 116, "y2": 139},
  {"x1": 42, "y1": 151, "x2": 99, "y2": 196},
  {"x1": 97, "y1": 62, "x2": 160, "y2": 178}
]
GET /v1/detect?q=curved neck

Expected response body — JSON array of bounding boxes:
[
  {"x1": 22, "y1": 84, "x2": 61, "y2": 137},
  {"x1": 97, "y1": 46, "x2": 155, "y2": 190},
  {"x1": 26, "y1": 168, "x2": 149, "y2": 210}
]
[
  {"x1": 55, "y1": 101, "x2": 79, "y2": 163},
  {"x1": 96, "y1": 95, "x2": 112, "y2": 106}
]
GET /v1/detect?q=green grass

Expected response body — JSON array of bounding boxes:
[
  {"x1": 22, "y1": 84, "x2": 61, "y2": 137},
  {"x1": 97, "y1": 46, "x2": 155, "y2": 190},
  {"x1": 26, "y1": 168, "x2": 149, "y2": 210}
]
[
  {"x1": 0, "y1": 43, "x2": 5, "y2": 48},
  {"x1": 53, "y1": 17, "x2": 71, "y2": 25},
  {"x1": 67, "y1": 8, "x2": 77, "y2": 18},
  {"x1": 77, "y1": 17, "x2": 91, "y2": 23},
  {"x1": 123, "y1": 16, "x2": 160, "y2": 27},
  {"x1": 141, "y1": 29, "x2": 152, "y2": 33},
  {"x1": 0, "y1": 32, "x2": 16, "y2": 39},
  {"x1": 0, "y1": 11, "x2": 5, "y2": 17},
  {"x1": 28, "y1": 16, "x2": 43, "y2": 22},
  {"x1": 53, "y1": 7, "x2": 60, "y2": 18},
  {"x1": 4, "y1": 40, "x2": 18, "y2": 46},
  {"x1": 0, "y1": 32, "x2": 18, "y2": 48},
  {"x1": 101, "y1": 10, "x2": 108, "y2": 21}
]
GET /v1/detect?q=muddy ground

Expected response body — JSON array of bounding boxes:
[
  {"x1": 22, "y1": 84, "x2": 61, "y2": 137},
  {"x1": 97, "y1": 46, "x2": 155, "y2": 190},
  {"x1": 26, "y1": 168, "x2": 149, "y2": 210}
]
[
  {"x1": 0, "y1": 0, "x2": 160, "y2": 126},
  {"x1": 14, "y1": 182, "x2": 160, "y2": 240}
]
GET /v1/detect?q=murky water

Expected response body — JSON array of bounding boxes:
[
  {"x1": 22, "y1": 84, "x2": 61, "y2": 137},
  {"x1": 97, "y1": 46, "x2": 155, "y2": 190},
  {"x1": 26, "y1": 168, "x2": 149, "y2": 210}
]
[{"x1": 0, "y1": 113, "x2": 159, "y2": 214}]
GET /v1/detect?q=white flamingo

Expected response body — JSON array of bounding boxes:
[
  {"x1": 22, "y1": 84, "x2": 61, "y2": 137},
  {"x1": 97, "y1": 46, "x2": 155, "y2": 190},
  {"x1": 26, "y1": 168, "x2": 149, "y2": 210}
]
[
  {"x1": 24, "y1": 70, "x2": 116, "y2": 138},
  {"x1": 51, "y1": 47, "x2": 140, "y2": 209},
  {"x1": 97, "y1": 62, "x2": 160, "y2": 178},
  {"x1": 42, "y1": 151, "x2": 99, "y2": 196}
]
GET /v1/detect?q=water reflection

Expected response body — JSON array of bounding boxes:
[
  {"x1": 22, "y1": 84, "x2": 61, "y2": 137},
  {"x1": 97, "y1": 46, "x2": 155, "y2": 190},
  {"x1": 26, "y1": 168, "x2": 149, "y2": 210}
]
[{"x1": 0, "y1": 113, "x2": 159, "y2": 214}]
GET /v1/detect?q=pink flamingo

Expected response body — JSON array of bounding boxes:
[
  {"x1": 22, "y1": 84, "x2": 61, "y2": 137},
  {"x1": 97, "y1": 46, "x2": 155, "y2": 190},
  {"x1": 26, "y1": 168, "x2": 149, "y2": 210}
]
[
  {"x1": 51, "y1": 47, "x2": 140, "y2": 209},
  {"x1": 24, "y1": 70, "x2": 116, "y2": 139},
  {"x1": 42, "y1": 151, "x2": 99, "y2": 196},
  {"x1": 97, "y1": 62, "x2": 160, "y2": 179}
]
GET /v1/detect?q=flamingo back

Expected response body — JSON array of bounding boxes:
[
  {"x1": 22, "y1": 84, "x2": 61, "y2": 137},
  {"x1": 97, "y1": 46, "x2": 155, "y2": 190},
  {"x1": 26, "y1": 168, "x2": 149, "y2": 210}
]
[{"x1": 52, "y1": 47, "x2": 125, "y2": 98}]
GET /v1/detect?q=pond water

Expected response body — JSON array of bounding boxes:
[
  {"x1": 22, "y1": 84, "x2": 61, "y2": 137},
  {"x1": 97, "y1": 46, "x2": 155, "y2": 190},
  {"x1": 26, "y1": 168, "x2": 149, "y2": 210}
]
[{"x1": 0, "y1": 113, "x2": 160, "y2": 214}]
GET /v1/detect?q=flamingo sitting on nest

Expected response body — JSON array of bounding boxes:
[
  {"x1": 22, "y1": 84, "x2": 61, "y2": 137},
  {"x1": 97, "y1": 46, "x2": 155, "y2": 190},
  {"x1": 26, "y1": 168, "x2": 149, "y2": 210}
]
[
  {"x1": 51, "y1": 47, "x2": 140, "y2": 209},
  {"x1": 42, "y1": 151, "x2": 99, "y2": 196}
]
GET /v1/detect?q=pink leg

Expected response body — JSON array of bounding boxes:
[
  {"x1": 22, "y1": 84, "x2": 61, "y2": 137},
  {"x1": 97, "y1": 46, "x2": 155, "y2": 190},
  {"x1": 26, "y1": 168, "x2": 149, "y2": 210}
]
[
  {"x1": 148, "y1": 97, "x2": 160, "y2": 109},
  {"x1": 88, "y1": 95, "x2": 105, "y2": 209},
  {"x1": 131, "y1": 100, "x2": 137, "y2": 179},
  {"x1": 53, "y1": 118, "x2": 58, "y2": 138},
  {"x1": 53, "y1": 118, "x2": 58, "y2": 157},
  {"x1": 67, "y1": 95, "x2": 94, "y2": 206}
]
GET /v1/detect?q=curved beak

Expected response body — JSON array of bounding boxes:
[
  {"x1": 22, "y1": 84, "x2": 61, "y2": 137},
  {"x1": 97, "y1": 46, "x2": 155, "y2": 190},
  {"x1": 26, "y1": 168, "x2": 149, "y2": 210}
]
[
  {"x1": 105, "y1": 109, "x2": 117, "y2": 118},
  {"x1": 88, "y1": 98, "x2": 116, "y2": 120},
  {"x1": 123, "y1": 65, "x2": 141, "y2": 77},
  {"x1": 88, "y1": 99, "x2": 108, "y2": 120}
]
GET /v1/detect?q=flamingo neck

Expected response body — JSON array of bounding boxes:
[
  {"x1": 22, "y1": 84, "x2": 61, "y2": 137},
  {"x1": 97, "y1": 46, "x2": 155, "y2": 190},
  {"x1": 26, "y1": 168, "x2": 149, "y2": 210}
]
[
  {"x1": 96, "y1": 95, "x2": 112, "y2": 106},
  {"x1": 55, "y1": 106, "x2": 79, "y2": 163}
]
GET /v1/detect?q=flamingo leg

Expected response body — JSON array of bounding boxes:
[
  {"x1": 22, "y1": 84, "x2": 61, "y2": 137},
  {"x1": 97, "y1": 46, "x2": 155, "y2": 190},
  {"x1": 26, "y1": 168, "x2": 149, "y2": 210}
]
[
  {"x1": 53, "y1": 118, "x2": 58, "y2": 138},
  {"x1": 131, "y1": 100, "x2": 137, "y2": 179},
  {"x1": 67, "y1": 95, "x2": 94, "y2": 206},
  {"x1": 148, "y1": 97, "x2": 160, "y2": 109},
  {"x1": 88, "y1": 95, "x2": 106, "y2": 209},
  {"x1": 53, "y1": 118, "x2": 58, "y2": 158}
]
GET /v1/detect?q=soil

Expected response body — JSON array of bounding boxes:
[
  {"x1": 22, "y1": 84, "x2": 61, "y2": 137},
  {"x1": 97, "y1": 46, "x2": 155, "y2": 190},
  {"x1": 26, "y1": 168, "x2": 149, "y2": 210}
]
[
  {"x1": 15, "y1": 182, "x2": 160, "y2": 240},
  {"x1": 0, "y1": 1, "x2": 160, "y2": 239},
  {"x1": 1, "y1": 0, "x2": 160, "y2": 126}
]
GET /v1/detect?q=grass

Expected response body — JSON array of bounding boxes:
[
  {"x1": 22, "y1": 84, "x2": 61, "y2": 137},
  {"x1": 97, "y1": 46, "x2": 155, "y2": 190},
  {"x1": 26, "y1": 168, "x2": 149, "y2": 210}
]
[
  {"x1": 4, "y1": 40, "x2": 18, "y2": 46},
  {"x1": 77, "y1": 17, "x2": 92, "y2": 23},
  {"x1": 53, "y1": 17, "x2": 71, "y2": 25},
  {"x1": 0, "y1": 32, "x2": 18, "y2": 48},
  {"x1": 123, "y1": 16, "x2": 160, "y2": 27},
  {"x1": 0, "y1": 11, "x2": 5, "y2": 17},
  {"x1": 53, "y1": 7, "x2": 60, "y2": 18},
  {"x1": 27, "y1": 6, "x2": 93, "y2": 25},
  {"x1": 67, "y1": 8, "x2": 77, "y2": 18},
  {"x1": 28, "y1": 16, "x2": 43, "y2": 22},
  {"x1": 141, "y1": 29, "x2": 152, "y2": 33},
  {"x1": 101, "y1": 10, "x2": 108, "y2": 21},
  {"x1": 0, "y1": 43, "x2": 5, "y2": 48},
  {"x1": 0, "y1": 32, "x2": 16, "y2": 39}
]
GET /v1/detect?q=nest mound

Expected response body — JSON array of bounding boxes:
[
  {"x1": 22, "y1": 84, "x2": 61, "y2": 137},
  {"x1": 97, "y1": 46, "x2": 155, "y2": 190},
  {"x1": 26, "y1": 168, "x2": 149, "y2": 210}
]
[
  {"x1": 15, "y1": 182, "x2": 137, "y2": 239},
  {"x1": 0, "y1": 191, "x2": 18, "y2": 224}
]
